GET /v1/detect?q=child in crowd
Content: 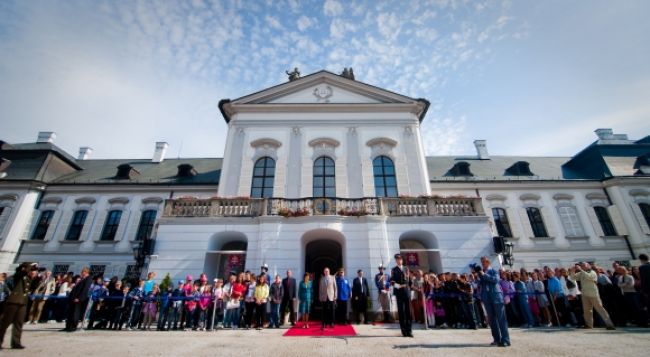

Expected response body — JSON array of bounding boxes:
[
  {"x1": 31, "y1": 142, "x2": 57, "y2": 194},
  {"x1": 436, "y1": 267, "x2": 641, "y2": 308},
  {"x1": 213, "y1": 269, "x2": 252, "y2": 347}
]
[
  {"x1": 142, "y1": 284, "x2": 159, "y2": 330},
  {"x1": 198, "y1": 284, "x2": 213, "y2": 331}
]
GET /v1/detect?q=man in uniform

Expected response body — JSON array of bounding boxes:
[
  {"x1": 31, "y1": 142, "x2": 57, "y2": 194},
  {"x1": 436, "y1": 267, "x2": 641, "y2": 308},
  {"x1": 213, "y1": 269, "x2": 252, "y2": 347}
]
[
  {"x1": 375, "y1": 264, "x2": 391, "y2": 322},
  {"x1": 391, "y1": 254, "x2": 412, "y2": 337},
  {"x1": 0, "y1": 262, "x2": 39, "y2": 349}
]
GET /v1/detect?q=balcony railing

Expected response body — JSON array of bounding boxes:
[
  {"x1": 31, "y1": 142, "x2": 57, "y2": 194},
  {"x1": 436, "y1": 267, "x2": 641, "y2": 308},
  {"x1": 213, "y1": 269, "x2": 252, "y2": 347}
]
[{"x1": 163, "y1": 196, "x2": 485, "y2": 218}]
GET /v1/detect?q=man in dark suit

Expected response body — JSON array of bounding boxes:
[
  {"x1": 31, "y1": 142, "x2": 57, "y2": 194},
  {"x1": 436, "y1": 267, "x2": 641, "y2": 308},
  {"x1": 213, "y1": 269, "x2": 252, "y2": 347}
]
[
  {"x1": 65, "y1": 267, "x2": 92, "y2": 332},
  {"x1": 352, "y1": 269, "x2": 370, "y2": 324},
  {"x1": 477, "y1": 256, "x2": 510, "y2": 347},
  {"x1": 391, "y1": 254, "x2": 412, "y2": 337},
  {"x1": 280, "y1": 270, "x2": 297, "y2": 326},
  {"x1": 639, "y1": 254, "x2": 650, "y2": 309}
]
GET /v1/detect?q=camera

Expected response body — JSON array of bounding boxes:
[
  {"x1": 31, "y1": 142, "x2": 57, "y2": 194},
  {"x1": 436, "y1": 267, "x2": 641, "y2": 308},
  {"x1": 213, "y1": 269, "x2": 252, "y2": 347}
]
[{"x1": 469, "y1": 263, "x2": 483, "y2": 273}]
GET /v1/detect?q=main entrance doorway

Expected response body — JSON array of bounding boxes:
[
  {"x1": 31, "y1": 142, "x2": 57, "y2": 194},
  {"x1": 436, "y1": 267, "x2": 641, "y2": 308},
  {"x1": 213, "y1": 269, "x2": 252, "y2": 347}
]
[{"x1": 304, "y1": 238, "x2": 343, "y2": 319}]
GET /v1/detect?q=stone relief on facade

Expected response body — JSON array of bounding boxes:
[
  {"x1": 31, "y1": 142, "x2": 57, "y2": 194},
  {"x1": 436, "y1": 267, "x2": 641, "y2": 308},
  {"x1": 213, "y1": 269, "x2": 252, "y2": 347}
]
[{"x1": 313, "y1": 85, "x2": 333, "y2": 103}]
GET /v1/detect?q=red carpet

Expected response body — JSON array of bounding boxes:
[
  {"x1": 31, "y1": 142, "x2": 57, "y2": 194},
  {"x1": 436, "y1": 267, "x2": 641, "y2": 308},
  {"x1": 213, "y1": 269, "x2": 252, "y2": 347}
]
[{"x1": 283, "y1": 322, "x2": 357, "y2": 337}]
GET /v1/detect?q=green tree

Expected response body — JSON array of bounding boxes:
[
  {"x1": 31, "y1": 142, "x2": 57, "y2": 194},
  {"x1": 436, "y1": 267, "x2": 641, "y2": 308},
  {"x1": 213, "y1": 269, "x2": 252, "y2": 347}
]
[{"x1": 159, "y1": 273, "x2": 172, "y2": 292}]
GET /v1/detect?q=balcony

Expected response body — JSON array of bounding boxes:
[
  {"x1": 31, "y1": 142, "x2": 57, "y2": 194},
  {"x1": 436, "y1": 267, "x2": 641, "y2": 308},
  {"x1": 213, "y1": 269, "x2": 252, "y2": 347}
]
[{"x1": 163, "y1": 196, "x2": 485, "y2": 218}]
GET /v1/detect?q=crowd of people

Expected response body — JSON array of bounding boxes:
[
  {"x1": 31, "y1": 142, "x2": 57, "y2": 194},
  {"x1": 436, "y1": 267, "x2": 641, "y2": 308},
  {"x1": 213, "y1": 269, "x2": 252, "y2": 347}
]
[{"x1": 0, "y1": 253, "x2": 649, "y2": 349}]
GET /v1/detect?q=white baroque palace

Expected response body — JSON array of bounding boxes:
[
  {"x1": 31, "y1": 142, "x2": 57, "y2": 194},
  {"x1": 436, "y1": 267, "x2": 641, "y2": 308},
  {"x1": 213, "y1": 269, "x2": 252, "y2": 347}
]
[{"x1": 1, "y1": 70, "x2": 650, "y2": 294}]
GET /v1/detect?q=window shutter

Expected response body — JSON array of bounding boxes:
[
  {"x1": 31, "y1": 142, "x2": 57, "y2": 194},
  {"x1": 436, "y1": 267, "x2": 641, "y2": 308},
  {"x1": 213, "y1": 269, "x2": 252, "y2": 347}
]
[
  {"x1": 630, "y1": 203, "x2": 650, "y2": 235},
  {"x1": 90, "y1": 209, "x2": 108, "y2": 241},
  {"x1": 518, "y1": 208, "x2": 535, "y2": 238},
  {"x1": 112, "y1": 210, "x2": 129, "y2": 241},
  {"x1": 22, "y1": 210, "x2": 39, "y2": 240},
  {"x1": 540, "y1": 206, "x2": 556, "y2": 238},
  {"x1": 506, "y1": 207, "x2": 522, "y2": 239},
  {"x1": 53, "y1": 210, "x2": 72, "y2": 241},
  {"x1": 607, "y1": 205, "x2": 628, "y2": 236},
  {"x1": 126, "y1": 210, "x2": 142, "y2": 241},
  {"x1": 0, "y1": 207, "x2": 12, "y2": 237},
  {"x1": 79, "y1": 209, "x2": 96, "y2": 241},
  {"x1": 586, "y1": 206, "x2": 604, "y2": 237}
]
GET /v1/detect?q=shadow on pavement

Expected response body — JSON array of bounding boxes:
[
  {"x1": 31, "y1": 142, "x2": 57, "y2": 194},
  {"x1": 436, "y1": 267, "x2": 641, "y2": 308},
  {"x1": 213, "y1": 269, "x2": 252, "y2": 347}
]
[{"x1": 393, "y1": 343, "x2": 490, "y2": 349}]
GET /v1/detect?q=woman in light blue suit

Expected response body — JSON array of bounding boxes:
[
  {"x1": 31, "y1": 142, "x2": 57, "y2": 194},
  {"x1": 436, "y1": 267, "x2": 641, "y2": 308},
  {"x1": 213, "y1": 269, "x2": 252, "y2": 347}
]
[{"x1": 477, "y1": 256, "x2": 510, "y2": 347}]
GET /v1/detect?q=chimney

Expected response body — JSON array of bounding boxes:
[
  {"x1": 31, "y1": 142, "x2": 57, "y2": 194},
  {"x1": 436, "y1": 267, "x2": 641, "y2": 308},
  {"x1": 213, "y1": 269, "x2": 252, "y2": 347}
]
[
  {"x1": 595, "y1": 128, "x2": 614, "y2": 140},
  {"x1": 37, "y1": 131, "x2": 56, "y2": 143},
  {"x1": 474, "y1": 139, "x2": 489, "y2": 160},
  {"x1": 78, "y1": 147, "x2": 93, "y2": 160},
  {"x1": 152, "y1": 142, "x2": 169, "y2": 163}
]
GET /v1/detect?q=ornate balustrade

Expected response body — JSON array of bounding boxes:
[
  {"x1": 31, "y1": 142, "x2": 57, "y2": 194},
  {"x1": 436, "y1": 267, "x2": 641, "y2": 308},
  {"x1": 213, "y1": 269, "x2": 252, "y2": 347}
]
[{"x1": 163, "y1": 196, "x2": 484, "y2": 218}]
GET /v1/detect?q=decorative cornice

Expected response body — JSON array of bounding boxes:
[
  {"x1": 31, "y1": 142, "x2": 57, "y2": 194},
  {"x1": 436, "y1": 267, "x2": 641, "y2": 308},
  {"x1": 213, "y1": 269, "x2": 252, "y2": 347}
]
[
  {"x1": 142, "y1": 197, "x2": 164, "y2": 205},
  {"x1": 586, "y1": 192, "x2": 607, "y2": 200},
  {"x1": 552, "y1": 193, "x2": 574, "y2": 201},
  {"x1": 485, "y1": 194, "x2": 507, "y2": 201},
  {"x1": 250, "y1": 138, "x2": 282, "y2": 149},
  {"x1": 41, "y1": 196, "x2": 63, "y2": 205},
  {"x1": 0, "y1": 193, "x2": 19, "y2": 202},
  {"x1": 519, "y1": 193, "x2": 541, "y2": 201},
  {"x1": 108, "y1": 197, "x2": 130, "y2": 205},
  {"x1": 629, "y1": 189, "x2": 650, "y2": 197},
  {"x1": 75, "y1": 197, "x2": 96, "y2": 205},
  {"x1": 308, "y1": 138, "x2": 340, "y2": 148},
  {"x1": 366, "y1": 137, "x2": 398, "y2": 148}
]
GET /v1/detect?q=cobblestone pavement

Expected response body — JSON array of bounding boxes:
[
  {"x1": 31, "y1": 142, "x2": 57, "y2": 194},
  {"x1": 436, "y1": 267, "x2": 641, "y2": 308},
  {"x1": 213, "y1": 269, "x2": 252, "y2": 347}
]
[{"x1": 2, "y1": 322, "x2": 649, "y2": 357}]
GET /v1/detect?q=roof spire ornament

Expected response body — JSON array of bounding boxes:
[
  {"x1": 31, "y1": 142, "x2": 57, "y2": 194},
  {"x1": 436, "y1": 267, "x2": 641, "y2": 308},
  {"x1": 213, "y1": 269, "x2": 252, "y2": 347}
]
[{"x1": 285, "y1": 67, "x2": 301, "y2": 81}]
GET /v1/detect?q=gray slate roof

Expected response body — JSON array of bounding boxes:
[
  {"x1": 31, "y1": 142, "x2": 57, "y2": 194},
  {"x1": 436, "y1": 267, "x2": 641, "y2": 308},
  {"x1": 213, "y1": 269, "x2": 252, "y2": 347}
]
[
  {"x1": 426, "y1": 156, "x2": 572, "y2": 181},
  {"x1": 53, "y1": 158, "x2": 222, "y2": 185}
]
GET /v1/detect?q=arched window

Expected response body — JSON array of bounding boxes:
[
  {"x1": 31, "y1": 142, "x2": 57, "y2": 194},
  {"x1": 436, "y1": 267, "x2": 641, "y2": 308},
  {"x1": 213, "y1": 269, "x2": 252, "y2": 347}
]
[
  {"x1": 526, "y1": 207, "x2": 548, "y2": 237},
  {"x1": 373, "y1": 156, "x2": 398, "y2": 197},
  {"x1": 492, "y1": 208, "x2": 513, "y2": 237},
  {"x1": 313, "y1": 156, "x2": 335, "y2": 197},
  {"x1": 251, "y1": 157, "x2": 275, "y2": 198},
  {"x1": 639, "y1": 203, "x2": 650, "y2": 228}
]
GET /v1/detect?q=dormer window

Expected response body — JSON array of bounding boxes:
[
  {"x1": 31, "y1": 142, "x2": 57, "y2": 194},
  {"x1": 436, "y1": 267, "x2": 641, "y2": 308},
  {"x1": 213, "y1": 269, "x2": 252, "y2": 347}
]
[
  {"x1": 177, "y1": 164, "x2": 198, "y2": 178},
  {"x1": 505, "y1": 161, "x2": 534, "y2": 176},
  {"x1": 115, "y1": 164, "x2": 140, "y2": 180},
  {"x1": 448, "y1": 162, "x2": 473, "y2": 177},
  {"x1": 634, "y1": 153, "x2": 650, "y2": 175}
]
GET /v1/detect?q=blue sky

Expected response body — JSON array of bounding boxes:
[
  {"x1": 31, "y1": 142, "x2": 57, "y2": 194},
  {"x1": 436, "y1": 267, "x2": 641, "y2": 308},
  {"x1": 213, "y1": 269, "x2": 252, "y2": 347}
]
[{"x1": 1, "y1": 0, "x2": 648, "y2": 159}]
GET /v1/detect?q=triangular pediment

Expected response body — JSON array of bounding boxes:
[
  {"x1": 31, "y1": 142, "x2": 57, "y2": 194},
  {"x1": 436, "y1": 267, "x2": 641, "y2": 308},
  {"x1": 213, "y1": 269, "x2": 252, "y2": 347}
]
[{"x1": 232, "y1": 71, "x2": 417, "y2": 105}]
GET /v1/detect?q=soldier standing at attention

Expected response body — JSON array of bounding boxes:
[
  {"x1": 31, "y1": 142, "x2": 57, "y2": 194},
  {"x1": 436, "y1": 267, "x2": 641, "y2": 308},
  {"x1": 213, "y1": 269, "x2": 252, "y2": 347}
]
[
  {"x1": 0, "y1": 262, "x2": 39, "y2": 349},
  {"x1": 391, "y1": 254, "x2": 413, "y2": 337}
]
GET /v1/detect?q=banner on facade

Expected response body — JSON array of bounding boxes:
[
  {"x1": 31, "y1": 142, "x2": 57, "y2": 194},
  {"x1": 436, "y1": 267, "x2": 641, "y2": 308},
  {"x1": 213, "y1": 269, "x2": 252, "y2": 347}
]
[
  {"x1": 405, "y1": 252, "x2": 419, "y2": 266},
  {"x1": 226, "y1": 254, "x2": 244, "y2": 275}
]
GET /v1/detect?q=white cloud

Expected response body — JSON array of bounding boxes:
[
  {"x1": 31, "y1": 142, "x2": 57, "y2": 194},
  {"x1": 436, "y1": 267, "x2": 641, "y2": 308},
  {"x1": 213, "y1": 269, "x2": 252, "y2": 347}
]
[
  {"x1": 296, "y1": 15, "x2": 313, "y2": 31},
  {"x1": 323, "y1": 0, "x2": 343, "y2": 17},
  {"x1": 266, "y1": 15, "x2": 282, "y2": 30}
]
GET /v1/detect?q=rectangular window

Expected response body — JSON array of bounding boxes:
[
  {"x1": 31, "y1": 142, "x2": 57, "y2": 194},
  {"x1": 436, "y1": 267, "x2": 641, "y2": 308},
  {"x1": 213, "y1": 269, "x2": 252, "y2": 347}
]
[
  {"x1": 594, "y1": 206, "x2": 617, "y2": 236},
  {"x1": 52, "y1": 264, "x2": 70, "y2": 276},
  {"x1": 100, "y1": 210, "x2": 122, "y2": 241},
  {"x1": 31, "y1": 210, "x2": 54, "y2": 240},
  {"x1": 125, "y1": 264, "x2": 141, "y2": 280},
  {"x1": 492, "y1": 208, "x2": 513, "y2": 238},
  {"x1": 65, "y1": 210, "x2": 88, "y2": 241},
  {"x1": 558, "y1": 206, "x2": 585, "y2": 237},
  {"x1": 526, "y1": 207, "x2": 548, "y2": 237},
  {"x1": 135, "y1": 210, "x2": 157, "y2": 241},
  {"x1": 89, "y1": 264, "x2": 106, "y2": 277}
]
